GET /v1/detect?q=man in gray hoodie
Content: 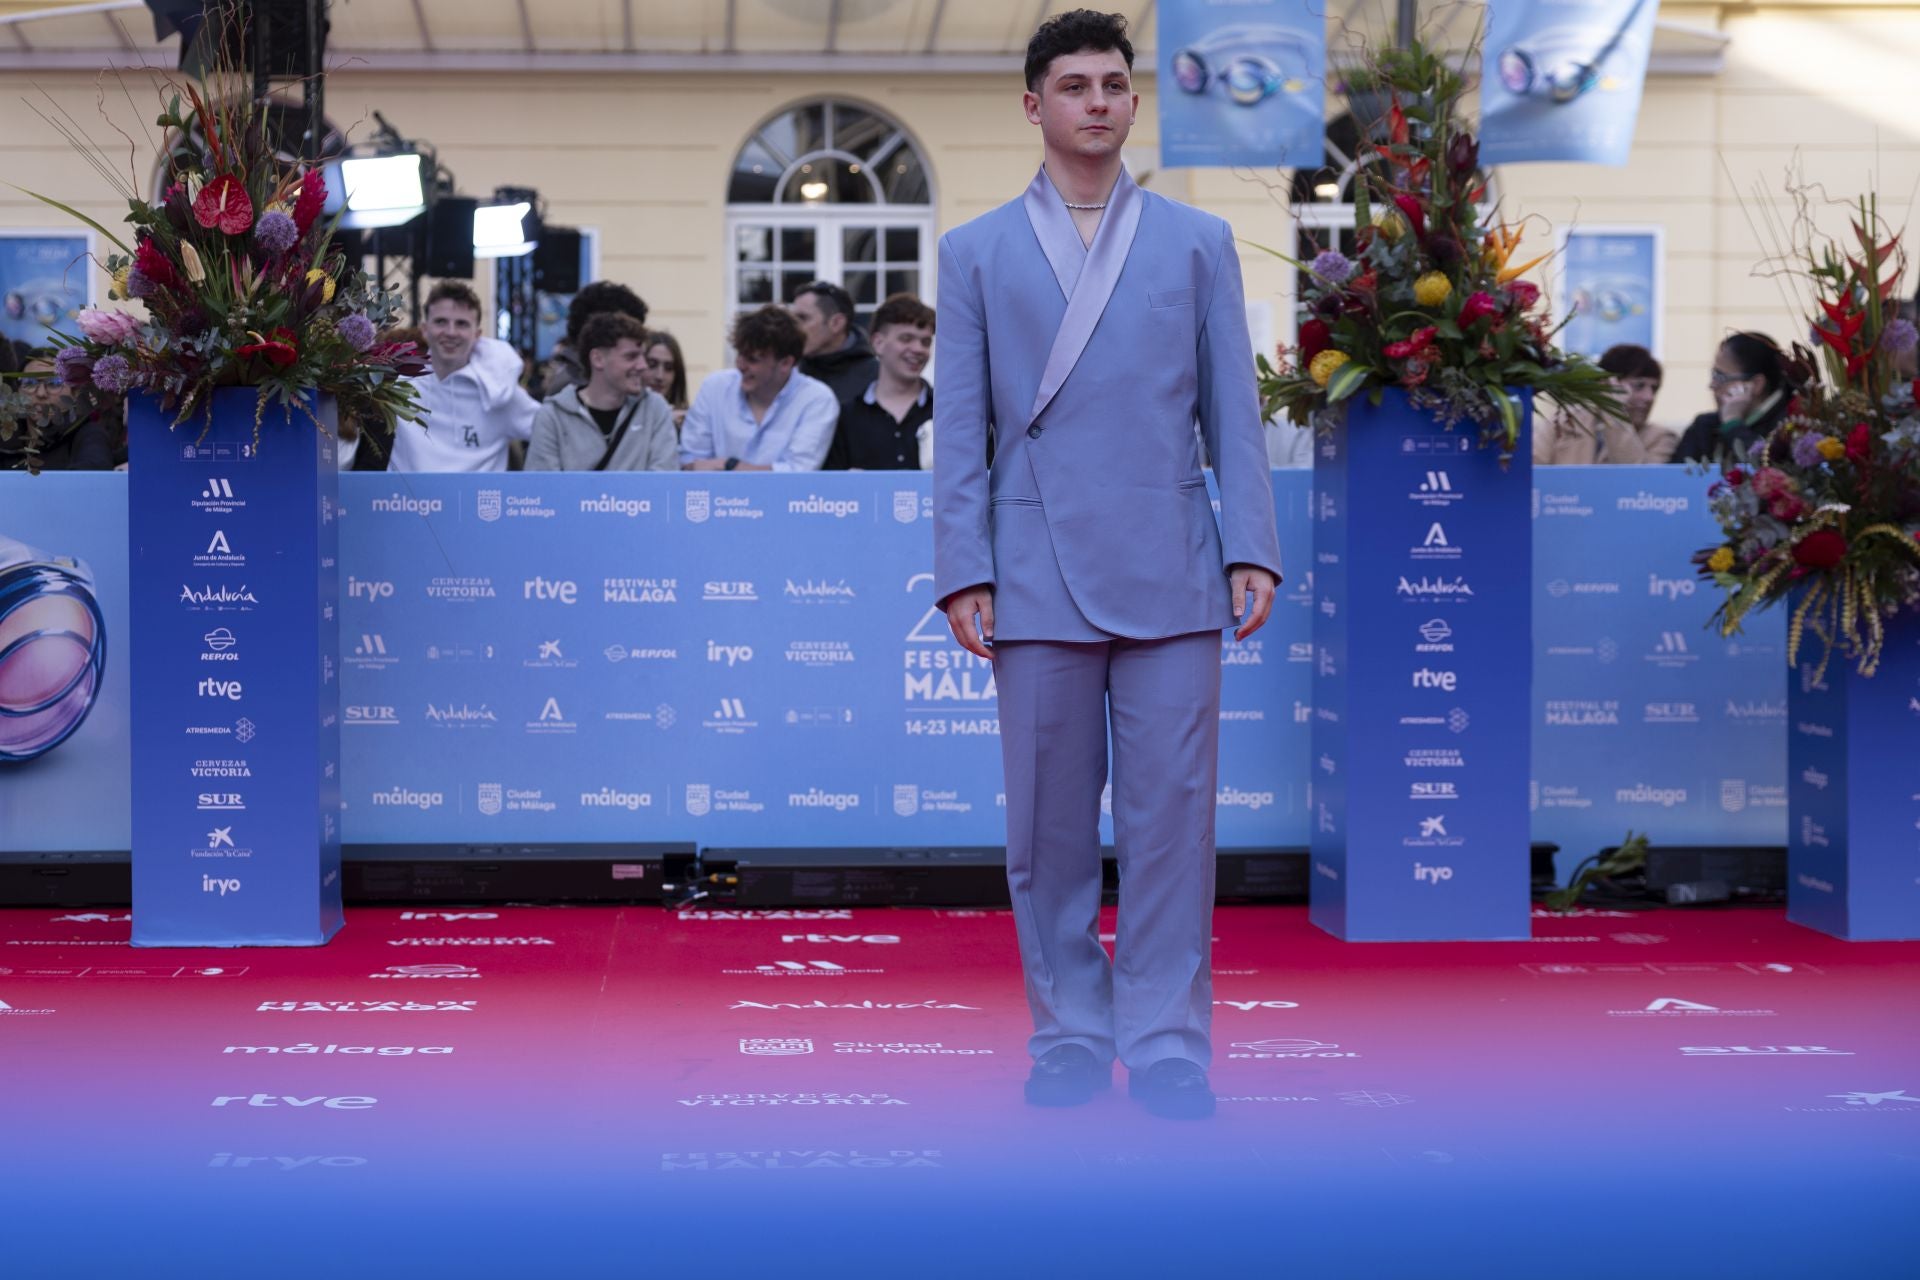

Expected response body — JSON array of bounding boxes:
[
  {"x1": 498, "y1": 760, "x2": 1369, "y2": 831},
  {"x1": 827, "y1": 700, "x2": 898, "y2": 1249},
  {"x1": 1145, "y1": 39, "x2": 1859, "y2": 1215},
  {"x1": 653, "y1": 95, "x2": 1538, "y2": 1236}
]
[{"x1": 526, "y1": 313, "x2": 678, "y2": 472}]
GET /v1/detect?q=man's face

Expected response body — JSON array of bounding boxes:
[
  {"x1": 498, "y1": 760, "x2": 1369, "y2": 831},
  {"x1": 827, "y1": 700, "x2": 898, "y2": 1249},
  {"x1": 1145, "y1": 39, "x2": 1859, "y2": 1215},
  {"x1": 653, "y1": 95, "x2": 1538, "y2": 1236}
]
[
  {"x1": 1616, "y1": 374, "x2": 1659, "y2": 428},
  {"x1": 790, "y1": 292, "x2": 844, "y2": 357},
  {"x1": 591, "y1": 338, "x2": 650, "y2": 396},
  {"x1": 735, "y1": 348, "x2": 794, "y2": 399},
  {"x1": 425, "y1": 299, "x2": 479, "y2": 370},
  {"x1": 1024, "y1": 50, "x2": 1136, "y2": 159},
  {"x1": 872, "y1": 322, "x2": 931, "y2": 384}
]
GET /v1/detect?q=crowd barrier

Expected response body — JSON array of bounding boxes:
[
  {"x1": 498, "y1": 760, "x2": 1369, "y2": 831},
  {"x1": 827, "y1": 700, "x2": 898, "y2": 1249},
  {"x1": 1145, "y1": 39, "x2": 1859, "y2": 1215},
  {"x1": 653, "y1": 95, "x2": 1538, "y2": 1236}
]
[{"x1": 0, "y1": 467, "x2": 1784, "y2": 874}]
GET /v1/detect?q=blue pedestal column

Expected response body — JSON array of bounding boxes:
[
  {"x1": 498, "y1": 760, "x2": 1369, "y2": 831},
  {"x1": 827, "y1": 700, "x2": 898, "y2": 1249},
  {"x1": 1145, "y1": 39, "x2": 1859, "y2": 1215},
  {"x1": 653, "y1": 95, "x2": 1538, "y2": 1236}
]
[
  {"x1": 129, "y1": 389, "x2": 343, "y2": 946},
  {"x1": 1788, "y1": 619, "x2": 1920, "y2": 940},
  {"x1": 1309, "y1": 388, "x2": 1533, "y2": 941}
]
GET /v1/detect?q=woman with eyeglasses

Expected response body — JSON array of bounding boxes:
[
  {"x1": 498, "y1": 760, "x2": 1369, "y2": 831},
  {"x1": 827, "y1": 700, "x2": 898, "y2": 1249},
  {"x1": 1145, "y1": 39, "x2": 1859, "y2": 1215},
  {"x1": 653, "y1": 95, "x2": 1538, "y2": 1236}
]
[
  {"x1": 640, "y1": 330, "x2": 689, "y2": 432},
  {"x1": 1671, "y1": 331, "x2": 1798, "y2": 466}
]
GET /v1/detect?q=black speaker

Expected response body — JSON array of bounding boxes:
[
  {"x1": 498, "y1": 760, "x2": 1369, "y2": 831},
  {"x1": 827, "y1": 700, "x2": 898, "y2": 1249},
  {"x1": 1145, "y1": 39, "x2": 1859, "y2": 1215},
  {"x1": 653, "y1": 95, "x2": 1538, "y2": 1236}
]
[
  {"x1": 423, "y1": 196, "x2": 476, "y2": 280},
  {"x1": 534, "y1": 228, "x2": 583, "y2": 295}
]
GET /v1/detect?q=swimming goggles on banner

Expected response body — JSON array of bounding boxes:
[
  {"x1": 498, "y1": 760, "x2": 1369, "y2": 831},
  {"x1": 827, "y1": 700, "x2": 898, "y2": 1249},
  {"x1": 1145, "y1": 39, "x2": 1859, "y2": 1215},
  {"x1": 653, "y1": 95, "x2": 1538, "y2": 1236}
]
[
  {"x1": 1170, "y1": 25, "x2": 1310, "y2": 107},
  {"x1": 1496, "y1": 0, "x2": 1650, "y2": 104}
]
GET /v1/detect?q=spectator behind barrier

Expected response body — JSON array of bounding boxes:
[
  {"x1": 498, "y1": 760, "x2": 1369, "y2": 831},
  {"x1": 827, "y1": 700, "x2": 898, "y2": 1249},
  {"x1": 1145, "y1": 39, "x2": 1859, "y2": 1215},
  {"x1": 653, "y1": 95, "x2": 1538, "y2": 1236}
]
[
  {"x1": 1671, "y1": 332, "x2": 1798, "y2": 467},
  {"x1": 825, "y1": 292, "x2": 934, "y2": 470},
  {"x1": 641, "y1": 329, "x2": 690, "y2": 431},
  {"x1": 793, "y1": 280, "x2": 879, "y2": 407},
  {"x1": 1535, "y1": 344, "x2": 1676, "y2": 464},
  {"x1": 391, "y1": 281, "x2": 539, "y2": 473},
  {"x1": 526, "y1": 312, "x2": 677, "y2": 472},
  {"x1": 680, "y1": 305, "x2": 838, "y2": 472},
  {"x1": 541, "y1": 281, "x2": 650, "y2": 401},
  {"x1": 1, "y1": 344, "x2": 117, "y2": 472}
]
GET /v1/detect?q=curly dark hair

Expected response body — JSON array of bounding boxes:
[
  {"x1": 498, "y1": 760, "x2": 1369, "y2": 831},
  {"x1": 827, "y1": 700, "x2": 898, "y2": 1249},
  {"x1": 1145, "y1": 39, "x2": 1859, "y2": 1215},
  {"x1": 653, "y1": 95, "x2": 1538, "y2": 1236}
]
[
  {"x1": 578, "y1": 312, "x2": 651, "y2": 375},
  {"x1": 730, "y1": 304, "x2": 805, "y2": 363},
  {"x1": 871, "y1": 293, "x2": 935, "y2": 335},
  {"x1": 1025, "y1": 9, "x2": 1133, "y2": 92},
  {"x1": 565, "y1": 280, "x2": 650, "y2": 347}
]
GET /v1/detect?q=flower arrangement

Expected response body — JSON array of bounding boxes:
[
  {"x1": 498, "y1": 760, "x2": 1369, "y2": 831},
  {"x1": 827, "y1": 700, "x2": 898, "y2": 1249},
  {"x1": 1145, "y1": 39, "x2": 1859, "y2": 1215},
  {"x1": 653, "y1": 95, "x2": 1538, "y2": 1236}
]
[
  {"x1": 0, "y1": 69, "x2": 425, "y2": 467},
  {"x1": 1254, "y1": 40, "x2": 1619, "y2": 463},
  {"x1": 1698, "y1": 194, "x2": 1920, "y2": 679}
]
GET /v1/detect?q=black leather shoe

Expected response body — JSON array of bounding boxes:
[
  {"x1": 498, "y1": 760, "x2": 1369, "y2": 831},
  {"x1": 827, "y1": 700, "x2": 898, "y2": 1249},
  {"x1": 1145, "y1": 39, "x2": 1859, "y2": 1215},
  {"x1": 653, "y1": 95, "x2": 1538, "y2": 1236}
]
[
  {"x1": 1128, "y1": 1058, "x2": 1216, "y2": 1119},
  {"x1": 1023, "y1": 1044, "x2": 1112, "y2": 1107}
]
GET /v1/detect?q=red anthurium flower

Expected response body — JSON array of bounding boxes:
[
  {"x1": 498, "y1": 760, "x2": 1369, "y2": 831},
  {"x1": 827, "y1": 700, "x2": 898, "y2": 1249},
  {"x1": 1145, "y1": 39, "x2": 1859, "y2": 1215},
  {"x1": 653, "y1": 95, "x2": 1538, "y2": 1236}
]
[
  {"x1": 1392, "y1": 193, "x2": 1427, "y2": 242},
  {"x1": 1791, "y1": 529, "x2": 1848, "y2": 570},
  {"x1": 1298, "y1": 318, "x2": 1332, "y2": 360},
  {"x1": 193, "y1": 174, "x2": 254, "y2": 235},
  {"x1": 1504, "y1": 280, "x2": 1541, "y2": 311},
  {"x1": 1350, "y1": 271, "x2": 1378, "y2": 294},
  {"x1": 235, "y1": 326, "x2": 299, "y2": 368},
  {"x1": 1459, "y1": 291, "x2": 1500, "y2": 326},
  {"x1": 1724, "y1": 467, "x2": 1746, "y2": 485}
]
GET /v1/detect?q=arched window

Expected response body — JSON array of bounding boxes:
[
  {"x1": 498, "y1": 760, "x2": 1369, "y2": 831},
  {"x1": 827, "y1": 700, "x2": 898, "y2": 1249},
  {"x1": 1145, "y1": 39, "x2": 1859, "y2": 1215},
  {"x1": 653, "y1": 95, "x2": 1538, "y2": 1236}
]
[{"x1": 726, "y1": 99, "x2": 935, "y2": 333}]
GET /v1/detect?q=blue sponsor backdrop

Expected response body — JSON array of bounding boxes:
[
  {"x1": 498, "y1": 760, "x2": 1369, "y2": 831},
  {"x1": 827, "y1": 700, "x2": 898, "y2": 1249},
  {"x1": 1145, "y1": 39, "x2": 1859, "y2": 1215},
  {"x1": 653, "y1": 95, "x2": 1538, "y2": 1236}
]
[
  {"x1": 1157, "y1": 0, "x2": 1325, "y2": 169},
  {"x1": 0, "y1": 468, "x2": 1785, "y2": 877},
  {"x1": 1480, "y1": 0, "x2": 1661, "y2": 166},
  {"x1": 1311, "y1": 391, "x2": 1535, "y2": 940}
]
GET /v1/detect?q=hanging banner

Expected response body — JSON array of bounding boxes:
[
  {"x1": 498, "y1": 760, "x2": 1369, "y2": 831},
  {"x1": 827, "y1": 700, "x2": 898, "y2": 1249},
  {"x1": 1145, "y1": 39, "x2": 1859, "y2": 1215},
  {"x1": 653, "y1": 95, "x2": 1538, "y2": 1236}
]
[
  {"x1": 1157, "y1": 0, "x2": 1325, "y2": 169},
  {"x1": 1480, "y1": 0, "x2": 1661, "y2": 166}
]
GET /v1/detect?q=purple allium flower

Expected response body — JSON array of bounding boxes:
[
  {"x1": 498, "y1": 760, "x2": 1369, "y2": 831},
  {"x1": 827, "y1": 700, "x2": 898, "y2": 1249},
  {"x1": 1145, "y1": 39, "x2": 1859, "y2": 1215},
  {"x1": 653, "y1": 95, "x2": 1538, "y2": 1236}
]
[
  {"x1": 53, "y1": 346, "x2": 94, "y2": 387},
  {"x1": 1790, "y1": 431, "x2": 1825, "y2": 468},
  {"x1": 254, "y1": 210, "x2": 299, "y2": 256},
  {"x1": 126, "y1": 266, "x2": 158, "y2": 300},
  {"x1": 1311, "y1": 250, "x2": 1355, "y2": 283},
  {"x1": 89, "y1": 353, "x2": 133, "y2": 394},
  {"x1": 336, "y1": 312, "x2": 375, "y2": 352},
  {"x1": 1883, "y1": 316, "x2": 1918, "y2": 355}
]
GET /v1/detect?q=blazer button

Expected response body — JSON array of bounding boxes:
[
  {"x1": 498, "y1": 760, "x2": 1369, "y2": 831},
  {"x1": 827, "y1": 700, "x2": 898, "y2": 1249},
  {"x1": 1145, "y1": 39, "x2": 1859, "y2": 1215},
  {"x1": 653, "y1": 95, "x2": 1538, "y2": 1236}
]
[{"x1": 1027, "y1": 424, "x2": 1042, "y2": 439}]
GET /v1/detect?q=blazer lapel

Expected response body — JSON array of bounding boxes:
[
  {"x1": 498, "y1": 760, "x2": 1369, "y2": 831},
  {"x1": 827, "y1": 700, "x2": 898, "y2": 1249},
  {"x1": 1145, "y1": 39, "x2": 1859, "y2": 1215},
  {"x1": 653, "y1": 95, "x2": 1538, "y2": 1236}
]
[{"x1": 1022, "y1": 165, "x2": 1143, "y2": 427}]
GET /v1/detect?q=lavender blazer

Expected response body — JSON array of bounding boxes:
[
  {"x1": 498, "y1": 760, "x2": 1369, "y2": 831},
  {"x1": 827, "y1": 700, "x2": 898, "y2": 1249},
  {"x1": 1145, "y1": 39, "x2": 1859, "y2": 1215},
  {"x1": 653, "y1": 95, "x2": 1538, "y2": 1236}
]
[{"x1": 933, "y1": 167, "x2": 1284, "y2": 641}]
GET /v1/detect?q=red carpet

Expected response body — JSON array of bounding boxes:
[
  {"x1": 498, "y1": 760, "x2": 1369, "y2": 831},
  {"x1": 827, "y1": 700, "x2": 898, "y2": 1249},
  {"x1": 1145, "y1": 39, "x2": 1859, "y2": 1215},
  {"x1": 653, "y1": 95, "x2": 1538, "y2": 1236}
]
[{"x1": 2, "y1": 902, "x2": 1916, "y2": 1277}]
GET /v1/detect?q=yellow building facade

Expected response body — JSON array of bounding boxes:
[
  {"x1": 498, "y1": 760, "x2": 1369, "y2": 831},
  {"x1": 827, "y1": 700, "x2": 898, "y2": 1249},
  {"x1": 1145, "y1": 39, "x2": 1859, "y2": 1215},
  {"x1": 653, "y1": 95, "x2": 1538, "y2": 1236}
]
[{"x1": 3, "y1": 1, "x2": 1919, "y2": 427}]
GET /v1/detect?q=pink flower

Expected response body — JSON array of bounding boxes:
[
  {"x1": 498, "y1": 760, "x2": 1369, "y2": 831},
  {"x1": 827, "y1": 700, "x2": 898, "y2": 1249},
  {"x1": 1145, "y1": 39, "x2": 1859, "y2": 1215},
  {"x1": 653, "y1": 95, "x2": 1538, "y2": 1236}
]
[
  {"x1": 1459, "y1": 292, "x2": 1500, "y2": 326},
  {"x1": 74, "y1": 307, "x2": 141, "y2": 346}
]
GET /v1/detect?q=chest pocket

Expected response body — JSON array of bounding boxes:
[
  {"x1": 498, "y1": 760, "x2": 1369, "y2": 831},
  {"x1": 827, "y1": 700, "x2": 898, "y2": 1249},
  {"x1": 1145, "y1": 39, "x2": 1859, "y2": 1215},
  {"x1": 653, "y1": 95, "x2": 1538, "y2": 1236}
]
[{"x1": 1149, "y1": 287, "x2": 1196, "y2": 310}]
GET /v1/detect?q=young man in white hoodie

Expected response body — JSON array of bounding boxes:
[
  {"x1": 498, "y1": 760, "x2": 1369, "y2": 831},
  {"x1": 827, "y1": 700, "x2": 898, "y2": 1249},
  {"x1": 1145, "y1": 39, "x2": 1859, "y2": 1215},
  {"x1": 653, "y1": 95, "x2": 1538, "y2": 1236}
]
[
  {"x1": 525, "y1": 312, "x2": 678, "y2": 471},
  {"x1": 390, "y1": 281, "x2": 539, "y2": 472}
]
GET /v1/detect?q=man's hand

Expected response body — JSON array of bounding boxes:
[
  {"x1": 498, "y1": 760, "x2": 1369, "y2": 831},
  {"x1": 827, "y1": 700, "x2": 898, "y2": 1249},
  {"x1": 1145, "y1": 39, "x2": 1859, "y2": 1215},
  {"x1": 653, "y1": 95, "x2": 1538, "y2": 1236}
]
[
  {"x1": 944, "y1": 586, "x2": 996, "y2": 659},
  {"x1": 1229, "y1": 565, "x2": 1279, "y2": 641},
  {"x1": 682, "y1": 458, "x2": 726, "y2": 471}
]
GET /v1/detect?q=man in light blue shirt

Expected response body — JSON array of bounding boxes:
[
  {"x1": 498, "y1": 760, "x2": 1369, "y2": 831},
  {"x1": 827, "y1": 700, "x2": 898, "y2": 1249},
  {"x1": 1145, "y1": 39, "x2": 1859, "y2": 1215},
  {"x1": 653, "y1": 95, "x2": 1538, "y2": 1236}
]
[{"x1": 680, "y1": 305, "x2": 840, "y2": 472}]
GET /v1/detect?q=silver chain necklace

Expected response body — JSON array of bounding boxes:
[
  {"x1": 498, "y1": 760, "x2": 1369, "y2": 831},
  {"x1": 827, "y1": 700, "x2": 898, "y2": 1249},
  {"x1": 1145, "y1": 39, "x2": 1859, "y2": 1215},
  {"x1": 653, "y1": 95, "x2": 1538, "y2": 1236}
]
[{"x1": 1062, "y1": 200, "x2": 1107, "y2": 210}]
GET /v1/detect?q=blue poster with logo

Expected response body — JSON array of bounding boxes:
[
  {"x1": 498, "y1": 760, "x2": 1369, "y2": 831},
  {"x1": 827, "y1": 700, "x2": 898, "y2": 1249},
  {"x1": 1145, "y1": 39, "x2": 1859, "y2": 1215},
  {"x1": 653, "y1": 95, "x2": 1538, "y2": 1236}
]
[
  {"x1": 1481, "y1": 0, "x2": 1661, "y2": 165},
  {"x1": 1157, "y1": 0, "x2": 1325, "y2": 169},
  {"x1": 0, "y1": 232, "x2": 91, "y2": 348},
  {"x1": 1560, "y1": 228, "x2": 1660, "y2": 358}
]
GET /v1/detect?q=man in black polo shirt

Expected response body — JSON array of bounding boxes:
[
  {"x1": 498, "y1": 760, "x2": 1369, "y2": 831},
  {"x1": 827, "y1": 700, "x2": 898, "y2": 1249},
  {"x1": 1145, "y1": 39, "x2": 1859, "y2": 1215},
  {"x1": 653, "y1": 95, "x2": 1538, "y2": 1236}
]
[{"x1": 824, "y1": 293, "x2": 934, "y2": 470}]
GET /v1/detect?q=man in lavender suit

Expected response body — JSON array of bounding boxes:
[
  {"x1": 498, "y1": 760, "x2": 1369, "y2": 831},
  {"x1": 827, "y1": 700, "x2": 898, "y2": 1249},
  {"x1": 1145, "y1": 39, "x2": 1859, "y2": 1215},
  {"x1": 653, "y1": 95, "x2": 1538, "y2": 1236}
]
[{"x1": 934, "y1": 10, "x2": 1283, "y2": 1120}]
